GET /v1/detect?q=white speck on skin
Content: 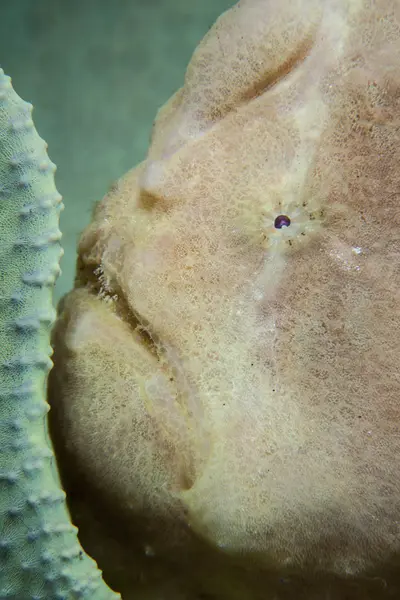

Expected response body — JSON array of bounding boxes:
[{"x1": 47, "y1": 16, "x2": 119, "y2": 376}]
[{"x1": 144, "y1": 545, "x2": 155, "y2": 557}]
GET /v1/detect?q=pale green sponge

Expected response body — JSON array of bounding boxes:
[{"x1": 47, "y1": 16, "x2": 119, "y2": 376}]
[{"x1": 0, "y1": 69, "x2": 120, "y2": 599}]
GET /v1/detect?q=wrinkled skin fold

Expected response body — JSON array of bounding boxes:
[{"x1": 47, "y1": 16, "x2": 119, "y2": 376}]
[{"x1": 48, "y1": 0, "x2": 400, "y2": 598}]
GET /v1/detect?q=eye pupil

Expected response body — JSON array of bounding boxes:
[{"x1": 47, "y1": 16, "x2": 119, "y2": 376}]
[{"x1": 274, "y1": 214, "x2": 291, "y2": 229}]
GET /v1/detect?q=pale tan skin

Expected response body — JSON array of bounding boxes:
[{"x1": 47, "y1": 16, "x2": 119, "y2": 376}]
[{"x1": 48, "y1": 0, "x2": 400, "y2": 598}]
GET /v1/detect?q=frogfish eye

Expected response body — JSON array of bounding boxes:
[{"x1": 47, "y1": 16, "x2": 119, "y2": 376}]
[{"x1": 274, "y1": 214, "x2": 291, "y2": 229}]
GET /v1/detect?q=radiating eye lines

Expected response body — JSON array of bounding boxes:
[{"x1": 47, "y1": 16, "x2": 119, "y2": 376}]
[{"x1": 262, "y1": 198, "x2": 324, "y2": 252}]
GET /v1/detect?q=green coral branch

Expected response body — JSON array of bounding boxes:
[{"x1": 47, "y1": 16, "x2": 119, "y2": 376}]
[{"x1": 0, "y1": 69, "x2": 120, "y2": 600}]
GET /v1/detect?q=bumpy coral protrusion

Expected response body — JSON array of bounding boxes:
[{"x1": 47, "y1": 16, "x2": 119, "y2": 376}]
[{"x1": 0, "y1": 68, "x2": 120, "y2": 600}]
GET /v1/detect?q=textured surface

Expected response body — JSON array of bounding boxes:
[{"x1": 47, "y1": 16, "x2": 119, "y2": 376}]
[
  {"x1": 0, "y1": 69, "x2": 119, "y2": 600},
  {"x1": 0, "y1": 0, "x2": 234, "y2": 303},
  {"x1": 49, "y1": 0, "x2": 400, "y2": 598}
]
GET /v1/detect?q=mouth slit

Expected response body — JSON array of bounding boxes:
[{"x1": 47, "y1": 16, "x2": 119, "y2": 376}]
[{"x1": 76, "y1": 257, "x2": 160, "y2": 359}]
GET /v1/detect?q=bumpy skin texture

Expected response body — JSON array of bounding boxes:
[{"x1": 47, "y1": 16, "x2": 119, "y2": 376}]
[
  {"x1": 0, "y1": 69, "x2": 120, "y2": 600},
  {"x1": 48, "y1": 1, "x2": 400, "y2": 598}
]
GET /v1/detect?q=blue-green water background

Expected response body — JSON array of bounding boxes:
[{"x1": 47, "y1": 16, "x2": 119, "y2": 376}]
[{"x1": 0, "y1": 0, "x2": 234, "y2": 301}]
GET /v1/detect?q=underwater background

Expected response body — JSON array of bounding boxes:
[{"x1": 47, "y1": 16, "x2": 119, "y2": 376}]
[{"x1": 0, "y1": 0, "x2": 234, "y2": 301}]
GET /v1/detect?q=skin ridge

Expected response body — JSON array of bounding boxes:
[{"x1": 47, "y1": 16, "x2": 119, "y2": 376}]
[{"x1": 0, "y1": 68, "x2": 119, "y2": 600}]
